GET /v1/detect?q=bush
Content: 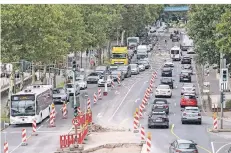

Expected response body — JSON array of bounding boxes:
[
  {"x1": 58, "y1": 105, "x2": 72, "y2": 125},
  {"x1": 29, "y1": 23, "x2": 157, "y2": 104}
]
[{"x1": 226, "y1": 100, "x2": 231, "y2": 109}]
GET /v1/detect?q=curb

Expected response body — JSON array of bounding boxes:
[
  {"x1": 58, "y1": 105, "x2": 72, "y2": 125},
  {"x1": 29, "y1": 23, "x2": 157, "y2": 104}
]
[
  {"x1": 209, "y1": 129, "x2": 231, "y2": 133},
  {"x1": 140, "y1": 143, "x2": 147, "y2": 153}
]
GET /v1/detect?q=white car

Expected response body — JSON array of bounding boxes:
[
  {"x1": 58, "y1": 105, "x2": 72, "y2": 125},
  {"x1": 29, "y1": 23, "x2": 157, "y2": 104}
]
[
  {"x1": 65, "y1": 83, "x2": 80, "y2": 96},
  {"x1": 181, "y1": 83, "x2": 196, "y2": 95},
  {"x1": 155, "y1": 84, "x2": 172, "y2": 98},
  {"x1": 138, "y1": 64, "x2": 145, "y2": 71},
  {"x1": 76, "y1": 78, "x2": 87, "y2": 90},
  {"x1": 187, "y1": 48, "x2": 195, "y2": 54},
  {"x1": 98, "y1": 75, "x2": 113, "y2": 87},
  {"x1": 163, "y1": 61, "x2": 174, "y2": 68}
]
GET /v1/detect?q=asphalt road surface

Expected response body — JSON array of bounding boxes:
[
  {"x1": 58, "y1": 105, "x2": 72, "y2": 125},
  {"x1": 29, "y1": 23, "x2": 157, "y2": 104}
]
[{"x1": 1, "y1": 29, "x2": 231, "y2": 153}]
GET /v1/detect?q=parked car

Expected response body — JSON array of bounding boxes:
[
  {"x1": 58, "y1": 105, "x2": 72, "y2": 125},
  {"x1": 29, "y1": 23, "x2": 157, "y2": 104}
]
[
  {"x1": 181, "y1": 106, "x2": 202, "y2": 124},
  {"x1": 169, "y1": 139, "x2": 198, "y2": 153},
  {"x1": 53, "y1": 88, "x2": 69, "y2": 103},
  {"x1": 180, "y1": 93, "x2": 198, "y2": 108}
]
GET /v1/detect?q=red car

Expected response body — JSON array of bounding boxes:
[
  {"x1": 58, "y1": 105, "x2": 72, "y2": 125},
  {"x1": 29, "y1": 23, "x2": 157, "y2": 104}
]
[{"x1": 180, "y1": 94, "x2": 198, "y2": 108}]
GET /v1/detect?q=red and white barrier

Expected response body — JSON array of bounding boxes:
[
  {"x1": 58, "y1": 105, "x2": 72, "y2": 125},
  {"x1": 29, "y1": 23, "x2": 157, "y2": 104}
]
[
  {"x1": 142, "y1": 97, "x2": 148, "y2": 105},
  {"x1": 152, "y1": 71, "x2": 157, "y2": 78},
  {"x1": 4, "y1": 142, "x2": 8, "y2": 153},
  {"x1": 139, "y1": 106, "x2": 143, "y2": 118},
  {"x1": 117, "y1": 75, "x2": 121, "y2": 85},
  {"x1": 87, "y1": 98, "x2": 91, "y2": 110},
  {"x1": 213, "y1": 116, "x2": 218, "y2": 129},
  {"x1": 140, "y1": 102, "x2": 146, "y2": 111},
  {"x1": 51, "y1": 106, "x2": 56, "y2": 121},
  {"x1": 62, "y1": 104, "x2": 67, "y2": 119},
  {"x1": 21, "y1": 128, "x2": 27, "y2": 146},
  {"x1": 77, "y1": 107, "x2": 82, "y2": 114},
  {"x1": 111, "y1": 81, "x2": 115, "y2": 89},
  {"x1": 32, "y1": 119, "x2": 38, "y2": 136},
  {"x1": 140, "y1": 126, "x2": 146, "y2": 143},
  {"x1": 145, "y1": 90, "x2": 150, "y2": 99},
  {"x1": 93, "y1": 92, "x2": 97, "y2": 104},
  {"x1": 146, "y1": 132, "x2": 151, "y2": 153},
  {"x1": 49, "y1": 112, "x2": 56, "y2": 127},
  {"x1": 98, "y1": 88, "x2": 102, "y2": 100}
]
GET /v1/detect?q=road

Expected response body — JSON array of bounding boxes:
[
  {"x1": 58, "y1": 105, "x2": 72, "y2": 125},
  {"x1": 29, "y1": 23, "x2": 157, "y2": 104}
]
[{"x1": 1, "y1": 29, "x2": 231, "y2": 153}]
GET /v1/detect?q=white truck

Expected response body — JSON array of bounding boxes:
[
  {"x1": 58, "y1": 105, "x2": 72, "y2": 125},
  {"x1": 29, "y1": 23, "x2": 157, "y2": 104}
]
[
  {"x1": 180, "y1": 34, "x2": 194, "y2": 51},
  {"x1": 127, "y1": 37, "x2": 139, "y2": 48},
  {"x1": 170, "y1": 46, "x2": 182, "y2": 61},
  {"x1": 137, "y1": 45, "x2": 148, "y2": 60}
]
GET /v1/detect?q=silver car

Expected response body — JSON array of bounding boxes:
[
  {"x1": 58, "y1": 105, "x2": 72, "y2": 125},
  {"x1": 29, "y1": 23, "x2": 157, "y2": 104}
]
[
  {"x1": 181, "y1": 83, "x2": 196, "y2": 95},
  {"x1": 182, "y1": 64, "x2": 193, "y2": 75},
  {"x1": 53, "y1": 88, "x2": 68, "y2": 103},
  {"x1": 65, "y1": 83, "x2": 80, "y2": 96},
  {"x1": 130, "y1": 64, "x2": 140, "y2": 75},
  {"x1": 181, "y1": 106, "x2": 202, "y2": 124},
  {"x1": 169, "y1": 139, "x2": 198, "y2": 153},
  {"x1": 87, "y1": 72, "x2": 101, "y2": 84}
]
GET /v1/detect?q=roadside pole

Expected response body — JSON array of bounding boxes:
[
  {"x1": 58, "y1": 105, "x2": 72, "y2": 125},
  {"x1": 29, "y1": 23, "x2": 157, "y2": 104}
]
[
  {"x1": 32, "y1": 61, "x2": 35, "y2": 84},
  {"x1": 220, "y1": 52, "x2": 224, "y2": 129}
]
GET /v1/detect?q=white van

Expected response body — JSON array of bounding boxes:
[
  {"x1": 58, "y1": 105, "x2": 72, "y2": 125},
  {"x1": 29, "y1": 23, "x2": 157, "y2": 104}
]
[{"x1": 170, "y1": 46, "x2": 181, "y2": 61}]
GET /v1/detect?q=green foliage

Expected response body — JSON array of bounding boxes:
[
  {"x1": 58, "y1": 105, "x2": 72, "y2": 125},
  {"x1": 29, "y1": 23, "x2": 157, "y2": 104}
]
[
  {"x1": 1, "y1": 4, "x2": 164, "y2": 64},
  {"x1": 226, "y1": 100, "x2": 231, "y2": 109},
  {"x1": 187, "y1": 5, "x2": 231, "y2": 64}
]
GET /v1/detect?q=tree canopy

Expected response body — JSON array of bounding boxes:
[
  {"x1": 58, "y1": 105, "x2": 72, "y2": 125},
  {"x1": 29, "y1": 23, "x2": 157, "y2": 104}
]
[
  {"x1": 1, "y1": 4, "x2": 163, "y2": 64},
  {"x1": 186, "y1": 4, "x2": 231, "y2": 65}
]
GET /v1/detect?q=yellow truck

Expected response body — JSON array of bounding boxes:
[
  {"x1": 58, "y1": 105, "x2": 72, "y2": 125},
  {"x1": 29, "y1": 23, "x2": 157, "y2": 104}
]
[{"x1": 111, "y1": 47, "x2": 129, "y2": 65}]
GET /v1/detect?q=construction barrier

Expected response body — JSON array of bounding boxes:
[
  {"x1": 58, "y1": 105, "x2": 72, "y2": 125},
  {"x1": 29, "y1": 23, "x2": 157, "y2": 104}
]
[
  {"x1": 213, "y1": 115, "x2": 218, "y2": 130},
  {"x1": 60, "y1": 134, "x2": 81, "y2": 149},
  {"x1": 146, "y1": 132, "x2": 151, "y2": 153},
  {"x1": 98, "y1": 88, "x2": 102, "y2": 100},
  {"x1": 32, "y1": 119, "x2": 38, "y2": 136},
  {"x1": 21, "y1": 128, "x2": 27, "y2": 146},
  {"x1": 117, "y1": 74, "x2": 121, "y2": 85},
  {"x1": 62, "y1": 103, "x2": 67, "y2": 119},
  {"x1": 111, "y1": 81, "x2": 115, "y2": 89},
  {"x1": 51, "y1": 103, "x2": 56, "y2": 121},
  {"x1": 140, "y1": 126, "x2": 146, "y2": 144},
  {"x1": 87, "y1": 98, "x2": 91, "y2": 110},
  {"x1": 133, "y1": 108, "x2": 139, "y2": 133},
  {"x1": 139, "y1": 105, "x2": 143, "y2": 118},
  {"x1": 93, "y1": 92, "x2": 97, "y2": 104},
  {"x1": 4, "y1": 142, "x2": 8, "y2": 153},
  {"x1": 49, "y1": 112, "x2": 56, "y2": 127}
]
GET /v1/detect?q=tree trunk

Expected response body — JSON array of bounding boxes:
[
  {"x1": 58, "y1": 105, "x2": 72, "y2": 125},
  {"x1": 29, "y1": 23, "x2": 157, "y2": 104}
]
[
  {"x1": 32, "y1": 62, "x2": 36, "y2": 84},
  {"x1": 98, "y1": 48, "x2": 102, "y2": 65}
]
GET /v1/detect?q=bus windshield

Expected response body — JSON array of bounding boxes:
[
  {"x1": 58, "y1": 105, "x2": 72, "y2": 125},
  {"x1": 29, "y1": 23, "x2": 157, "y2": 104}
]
[
  {"x1": 11, "y1": 100, "x2": 35, "y2": 116},
  {"x1": 112, "y1": 53, "x2": 127, "y2": 59},
  {"x1": 171, "y1": 50, "x2": 179, "y2": 54}
]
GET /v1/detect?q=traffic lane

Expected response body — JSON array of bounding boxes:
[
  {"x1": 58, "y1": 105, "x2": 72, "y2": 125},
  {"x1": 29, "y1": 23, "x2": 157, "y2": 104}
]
[{"x1": 213, "y1": 142, "x2": 231, "y2": 153}]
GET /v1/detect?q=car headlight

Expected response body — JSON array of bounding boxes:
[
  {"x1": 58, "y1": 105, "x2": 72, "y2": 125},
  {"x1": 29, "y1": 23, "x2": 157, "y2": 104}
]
[{"x1": 168, "y1": 90, "x2": 171, "y2": 93}]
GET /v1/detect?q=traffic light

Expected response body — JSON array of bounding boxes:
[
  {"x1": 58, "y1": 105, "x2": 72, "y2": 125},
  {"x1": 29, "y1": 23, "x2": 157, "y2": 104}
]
[
  {"x1": 221, "y1": 68, "x2": 228, "y2": 82},
  {"x1": 72, "y1": 60, "x2": 77, "y2": 70},
  {"x1": 221, "y1": 92, "x2": 226, "y2": 103},
  {"x1": 74, "y1": 104, "x2": 78, "y2": 117}
]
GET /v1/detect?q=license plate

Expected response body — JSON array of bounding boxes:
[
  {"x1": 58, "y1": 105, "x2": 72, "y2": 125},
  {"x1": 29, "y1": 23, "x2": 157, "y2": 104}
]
[{"x1": 156, "y1": 120, "x2": 162, "y2": 122}]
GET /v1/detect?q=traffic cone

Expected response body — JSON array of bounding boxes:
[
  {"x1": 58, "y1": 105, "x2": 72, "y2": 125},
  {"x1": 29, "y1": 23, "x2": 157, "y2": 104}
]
[
  {"x1": 117, "y1": 74, "x2": 121, "y2": 86},
  {"x1": 146, "y1": 132, "x2": 152, "y2": 153},
  {"x1": 49, "y1": 112, "x2": 55, "y2": 127},
  {"x1": 4, "y1": 142, "x2": 8, "y2": 153},
  {"x1": 62, "y1": 104, "x2": 67, "y2": 119},
  {"x1": 93, "y1": 92, "x2": 97, "y2": 104},
  {"x1": 32, "y1": 119, "x2": 38, "y2": 136},
  {"x1": 98, "y1": 88, "x2": 102, "y2": 100},
  {"x1": 140, "y1": 126, "x2": 146, "y2": 144},
  {"x1": 87, "y1": 98, "x2": 91, "y2": 110},
  {"x1": 21, "y1": 128, "x2": 28, "y2": 146}
]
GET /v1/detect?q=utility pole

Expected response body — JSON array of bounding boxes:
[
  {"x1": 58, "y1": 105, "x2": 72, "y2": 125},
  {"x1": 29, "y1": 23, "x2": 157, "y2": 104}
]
[
  {"x1": 80, "y1": 51, "x2": 83, "y2": 68},
  {"x1": 220, "y1": 52, "x2": 225, "y2": 129}
]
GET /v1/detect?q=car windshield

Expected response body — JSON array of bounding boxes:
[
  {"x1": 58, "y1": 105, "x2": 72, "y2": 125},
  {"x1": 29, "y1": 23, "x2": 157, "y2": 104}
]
[
  {"x1": 11, "y1": 100, "x2": 35, "y2": 116},
  {"x1": 185, "y1": 108, "x2": 199, "y2": 112},
  {"x1": 181, "y1": 72, "x2": 189, "y2": 75},
  {"x1": 154, "y1": 100, "x2": 167, "y2": 104},
  {"x1": 152, "y1": 108, "x2": 165, "y2": 112},
  {"x1": 128, "y1": 39, "x2": 138, "y2": 43},
  {"x1": 171, "y1": 50, "x2": 179, "y2": 54},
  {"x1": 89, "y1": 73, "x2": 99, "y2": 76},
  {"x1": 161, "y1": 78, "x2": 171, "y2": 82},
  {"x1": 184, "y1": 95, "x2": 196, "y2": 99},
  {"x1": 130, "y1": 64, "x2": 137, "y2": 68},
  {"x1": 178, "y1": 143, "x2": 196, "y2": 149},
  {"x1": 158, "y1": 85, "x2": 169, "y2": 89},
  {"x1": 66, "y1": 84, "x2": 73, "y2": 88},
  {"x1": 118, "y1": 66, "x2": 127, "y2": 71},
  {"x1": 163, "y1": 68, "x2": 171, "y2": 71}
]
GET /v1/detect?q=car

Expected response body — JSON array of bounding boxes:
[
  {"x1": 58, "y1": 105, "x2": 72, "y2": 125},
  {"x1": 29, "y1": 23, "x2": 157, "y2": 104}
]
[
  {"x1": 169, "y1": 139, "x2": 198, "y2": 153},
  {"x1": 181, "y1": 106, "x2": 202, "y2": 124},
  {"x1": 138, "y1": 63, "x2": 145, "y2": 71},
  {"x1": 98, "y1": 75, "x2": 113, "y2": 87},
  {"x1": 138, "y1": 60, "x2": 150, "y2": 69},
  {"x1": 187, "y1": 48, "x2": 195, "y2": 54},
  {"x1": 130, "y1": 64, "x2": 140, "y2": 75},
  {"x1": 155, "y1": 84, "x2": 172, "y2": 98},
  {"x1": 95, "y1": 65, "x2": 110, "y2": 74},
  {"x1": 182, "y1": 64, "x2": 193, "y2": 75},
  {"x1": 148, "y1": 113, "x2": 169, "y2": 128},
  {"x1": 152, "y1": 99, "x2": 169, "y2": 114},
  {"x1": 181, "y1": 83, "x2": 196, "y2": 95},
  {"x1": 172, "y1": 35, "x2": 180, "y2": 42},
  {"x1": 228, "y1": 147, "x2": 231, "y2": 153},
  {"x1": 160, "y1": 77, "x2": 174, "y2": 89},
  {"x1": 109, "y1": 65, "x2": 118, "y2": 72},
  {"x1": 180, "y1": 94, "x2": 198, "y2": 108},
  {"x1": 181, "y1": 56, "x2": 192, "y2": 64},
  {"x1": 87, "y1": 72, "x2": 101, "y2": 84},
  {"x1": 76, "y1": 78, "x2": 87, "y2": 90},
  {"x1": 65, "y1": 83, "x2": 80, "y2": 96},
  {"x1": 53, "y1": 88, "x2": 69, "y2": 103},
  {"x1": 161, "y1": 67, "x2": 172, "y2": 77},
  {"x1": 117, "y1": 65, "x2": 132, "y2": 78},
  {"x1": 163, "y1": 62, "x2": 174, "y2": 68},
  {"x1": 111, "y1": 70, "x2": 124, "y2": 81},
  {"x1": 179, "y1": 71, "x2": 191, "y2": 82}
]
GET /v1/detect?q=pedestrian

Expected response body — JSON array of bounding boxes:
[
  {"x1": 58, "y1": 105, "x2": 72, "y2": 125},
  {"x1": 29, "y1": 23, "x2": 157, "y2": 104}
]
[{"x1": 86, "y1": 49, "x2": 89, "y2": 57}]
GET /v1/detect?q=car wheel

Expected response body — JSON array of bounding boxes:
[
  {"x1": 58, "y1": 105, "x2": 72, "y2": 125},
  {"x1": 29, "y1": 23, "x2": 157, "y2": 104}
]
[
  {"x1": 198, "y1": 121, "x2": 202, "y2": 125},
  {"x1": 182, "y1": 121, "x2": 185, "y2": 124},
  {"x1": 166, "y1": 125, "x2": 169, "y2": 129}
]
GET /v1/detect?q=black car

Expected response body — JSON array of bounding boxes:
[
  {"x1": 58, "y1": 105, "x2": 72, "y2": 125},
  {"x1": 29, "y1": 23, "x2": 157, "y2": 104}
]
[
  {"x1": 161, "y1": 67, "x2": 172, "y2": 77},
  {"x1": 117, "y1": 65, "x2": 132, "y2": 78},
  {"x1": 180, "y1": 72, "x2": 192, "y2": 82},
  {"x1": 152, "y1": 99, "x2": 169, "y2": 114},
  {"x1": 160, "y1": 77, "x2": 174, "y2": 89},
  {"x1": 181, "y1": 57, "x2": 192, "y2": 64},
  {"x1": 148, "y1": 113, "x2": 169, "y2": 129}
]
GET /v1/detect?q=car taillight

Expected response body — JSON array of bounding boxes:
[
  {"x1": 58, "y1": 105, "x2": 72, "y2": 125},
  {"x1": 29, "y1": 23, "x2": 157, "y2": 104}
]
[
  {"x1": 165, "y1": 105, "x2": 168, "y2": 108},
  {"x1": 198, "y1": 113, "x2": 201, "y2": 116},
  {"x1": 183, "y1": 113, "x2": 186, "y2": 116},
  {"x1": 193, "y1": 150, "x2": 198, "y2": 153},
  {"x1": 175, "y1": 150, "x2": 182, "y2": 152}
]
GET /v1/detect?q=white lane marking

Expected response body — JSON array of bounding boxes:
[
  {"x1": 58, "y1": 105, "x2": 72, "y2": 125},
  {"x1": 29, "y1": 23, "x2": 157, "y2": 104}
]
[
  {"x1": 215, "y1": 142, "x2": 231, "y2": 153},
  {"x1": 174, "y1": 103, "x2": 176, "y2": 107},
  {"x1": 211, "y1": 142, "x2": 215, "y2": 153},
  {"x1": 97, "y1": 113, "x2": 103, "y2": 118},
  {"x1": 108, "y1": 79, "x2": 142, "y2": 122},
  {"x1": 135, "y1": 98, "x2": 140, "y2": 103}
]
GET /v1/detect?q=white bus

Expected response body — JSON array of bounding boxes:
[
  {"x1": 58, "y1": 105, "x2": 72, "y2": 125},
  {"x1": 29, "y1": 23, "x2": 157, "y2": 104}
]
[
  {"x1": 170, "y1": 46, "x2": 182, "y2": 61},
  {"x1": 10, "y1": 85, "x2": 53, "y2": 124}
]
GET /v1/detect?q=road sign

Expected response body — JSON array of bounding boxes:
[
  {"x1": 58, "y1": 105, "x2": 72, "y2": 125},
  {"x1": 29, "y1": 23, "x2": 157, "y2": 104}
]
[
  {"x1": 220, "y1": 68, "x2": 229, "y2": 92},
  {"x1": 72, "y1": 117, "x2": 80, "y2": 126}
]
